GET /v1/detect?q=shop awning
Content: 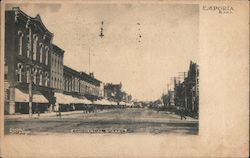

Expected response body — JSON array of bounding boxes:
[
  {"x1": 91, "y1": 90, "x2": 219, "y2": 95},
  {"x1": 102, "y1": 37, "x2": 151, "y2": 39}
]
[
  {"x1": 55, "y1": 93, "x2": 92, "y2": 104},
  {"x1": 119, "y1": 101, "x2": 126, "y2": 106},
  {"x1": 15, "y1": 88, "x2": 48, "y2": 103},
  {"x1": 110, "y1": 101, "x2": 117, "y2": 106},
  {"x1": 93, "y1": 99, "x2": 103, "y2": 105}
]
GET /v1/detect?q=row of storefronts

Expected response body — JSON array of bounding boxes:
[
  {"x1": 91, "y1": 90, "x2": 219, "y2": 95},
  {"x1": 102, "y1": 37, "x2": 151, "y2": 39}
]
[
  {"x1": 4, "y1": 7, "x2": 133, "y2": 115},
  {"x1": 161, "y1": 61, "x2": 199, "y2": 118}
]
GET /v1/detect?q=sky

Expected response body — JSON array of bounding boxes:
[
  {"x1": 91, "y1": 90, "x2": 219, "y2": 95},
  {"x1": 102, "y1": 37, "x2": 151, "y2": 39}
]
[{"x1": 6, "y1": 3, "x2": 199, "y2": 101}]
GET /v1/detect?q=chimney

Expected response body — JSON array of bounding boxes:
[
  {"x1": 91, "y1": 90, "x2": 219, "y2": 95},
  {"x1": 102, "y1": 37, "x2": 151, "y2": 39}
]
[
  {"x1": 89, "y1": 72, "x2": 94, "y2": 78},
  {"x1": 12, "y1": 7, "x2": 20, "y2": 10}
]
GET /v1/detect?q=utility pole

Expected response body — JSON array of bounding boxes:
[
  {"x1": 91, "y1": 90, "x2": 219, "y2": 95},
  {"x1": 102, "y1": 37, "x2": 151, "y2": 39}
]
[
  {"x1": 28, "y1": 67, "x2": 33, "y2": 118},
  {"x1": 88, "y1": 48, "x2": 91, "y2": 74},
  {"x1": 195, "y1": 65, "x2": 199, "y2": 112},
  {"x1": 27, "y1": 20, "x2": 33, "y2": 118},
  {"x1": 179, "y1": 72, "x2": 187, "y2": 109}
]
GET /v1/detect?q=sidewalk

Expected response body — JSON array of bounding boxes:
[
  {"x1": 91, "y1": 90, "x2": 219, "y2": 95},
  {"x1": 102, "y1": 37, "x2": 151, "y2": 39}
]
[
  {"x1": 4, "y1": 111, "x2": 84, "y2": 119},
  {"x1": 4, "y1": 109, "x2": 114, "y2": 119}
]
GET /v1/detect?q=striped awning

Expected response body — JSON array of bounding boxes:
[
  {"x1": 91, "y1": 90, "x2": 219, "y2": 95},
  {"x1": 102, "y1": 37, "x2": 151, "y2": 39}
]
[{"x1": 15, "y1": 88, "x2": 48, "y2": 103}]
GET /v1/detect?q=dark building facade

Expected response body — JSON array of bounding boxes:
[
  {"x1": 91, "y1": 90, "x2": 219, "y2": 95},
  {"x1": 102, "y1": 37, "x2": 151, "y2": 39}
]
[
  {"x1": 174, "y1": 61, "x2": 199, "y2": 117},
  {"x1": 4, "y1": 8, "x2": 133, "y2": 114},
  {"x1": 4, "y1": 7, "x2": 56, "y2": 114},
  {"x1": 104, "y1": 82, "x2": 132, "y2": 104},
  {"x1": 104, "y1": 83, "x2": 122, "y2": 102}
]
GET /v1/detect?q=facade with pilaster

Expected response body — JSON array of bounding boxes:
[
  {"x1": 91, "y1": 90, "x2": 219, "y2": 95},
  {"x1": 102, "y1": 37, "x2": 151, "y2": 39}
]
[{"x1": 4, "y1": 7, "x2": 54, "y2": 114}]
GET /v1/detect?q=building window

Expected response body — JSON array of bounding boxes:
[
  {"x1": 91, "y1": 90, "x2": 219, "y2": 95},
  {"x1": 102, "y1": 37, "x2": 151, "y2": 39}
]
[
  {"x1": 57, "y1": 79, "x2": 60, "y2": 89},
  {"x1": 39, "y1": 43, "x2": 44, "y2": 63},
  {"x1": 54, "y1": 78, "x2": 57, "y2": 88},
  {"x1": 45, "y1": 46, "x2": 49, "y2": 65},
  {"x1": 39, "y1": 70, "x2": 43, "y2": 86},
  {"x1": 18, "y1": 31, "x2": 23, "y2": 55},
  {"x1": 45, "y1": 72, "x2": 49, "y2": 87},
  {"x1": 51, "y1": 55, "x2": 54, "y2": 66},
  {"x1": 16, "y1": 63, "x2": 23, "y2": 82},
  {"x1": 26, "y1": 68, "x2": 30, "y2": 83},
  {"x1": 51, "y1": 77, "x2": 54, "y2": 88},
  {"x1": 27, "y1": 35, "x2": 30, "y2": 58},
  {"x1": 33, "y1": 34, "x2": 38, "y2": 60},
  {"x1": 32, "y1": 68, "x2": 37, "y2": 84}
]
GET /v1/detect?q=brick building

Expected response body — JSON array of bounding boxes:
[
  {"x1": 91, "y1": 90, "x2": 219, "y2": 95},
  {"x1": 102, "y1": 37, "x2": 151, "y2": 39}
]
[
  {"x1": 50, "y1": 44, "x2": 64, "y2": 91},
  {"x1": 63, "y1": 66, "x2": 101, "y2": 101},
  {"x1": 4, "y1": 7, "x2": 55, "y2": 114}
]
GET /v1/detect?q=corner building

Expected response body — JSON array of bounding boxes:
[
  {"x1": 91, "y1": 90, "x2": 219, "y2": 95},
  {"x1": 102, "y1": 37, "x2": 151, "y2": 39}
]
[{"x1": 4, "y1": 7, "x2": 54, "y2": 114}]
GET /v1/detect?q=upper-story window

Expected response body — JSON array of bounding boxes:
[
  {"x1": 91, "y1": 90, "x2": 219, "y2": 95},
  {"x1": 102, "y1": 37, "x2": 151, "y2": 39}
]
[
  {"x1": 57, "y1": 79, "x2": 60, "y2": 89},
  {"x1": 32, "y1": 67, "x2": 37, "y2": 84},
  {"x1": 51, "y1": 77, "x2": 54, "y2": 88},
  {"x1": 51, "y1": 55, "x2": 54, "y2": 67},
  {"x1": 18, "y1": 31, "x2": 23, "y2": 55},
  {"x1": 33, "y1": 34, "x2": 38, "y2": 60},
  {"x1": 26, "y1": 67, "x2": 30, "y2": 83},
  {"x1": 16, "y1": 63, "x2": 23, "y2": 82},
  {"x1": 45, "y1": 72, "x2": 49, "y2": 87},
  {"x1": 55, "y1": 56, "x2": 57, "y2": 68},
  {"x1": 39, "y1": 70, "x2": 43, "y2": 86},
  {"x1": 54, "y1": 78, "x2": 57, "y2": 89},
  {"x1": 27, "y1": 35, "x2": 31, "y2": 58},
  {"x1": 39, "y1": 43, "x2": 44, "y2": 63},
  {"x1": 45, "y1": 46, "x2": 49, "y2": 65}
]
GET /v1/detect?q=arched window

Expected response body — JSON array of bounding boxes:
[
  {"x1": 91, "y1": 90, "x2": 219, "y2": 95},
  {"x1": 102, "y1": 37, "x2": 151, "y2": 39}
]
[
  {"x1": 26, "y1": 67, "x2": 30, "y2": 83},
  {"x1": 18, "y1": 31, "x2": 23, "y2": 55},
  {"x1": 39, "y1": 43, "x2": 44, "y2": 63},
  {"x1": 51, "y1": 77, "x2": 54, "y2": 88},
  {"x1": 45, "y1": 72, "x2": 49, "y2": 87},
  {"x1": 32, "y1": 67, "x2": 37, "y2": 84},
  {"x1": 32, "y1": 34, "x2": 38, "y2": 60},
  {"x1": 39, "y1": 70, "x2": 43, "y2": 86},
  {"x1": 16, "y1": 63, "x2": 23, "y2": 82},
  {"x1": 45, "y1": 46, "x2": 49, "y2": 65}
]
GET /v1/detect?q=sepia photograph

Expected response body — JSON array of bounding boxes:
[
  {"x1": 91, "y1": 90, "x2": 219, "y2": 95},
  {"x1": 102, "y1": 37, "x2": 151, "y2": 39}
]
[
  {"x1": 1, "y1": 0, "x2": 249, "y2": 158},
  {"x1": 4, "y1": 3, "x2": 199, "y2": 135}
]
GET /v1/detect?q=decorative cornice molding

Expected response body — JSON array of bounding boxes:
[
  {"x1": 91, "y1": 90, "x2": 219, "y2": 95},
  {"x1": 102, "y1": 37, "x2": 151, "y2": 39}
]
[{"x1": 11, "y1": 7, "x2": 53, "y2": 37}]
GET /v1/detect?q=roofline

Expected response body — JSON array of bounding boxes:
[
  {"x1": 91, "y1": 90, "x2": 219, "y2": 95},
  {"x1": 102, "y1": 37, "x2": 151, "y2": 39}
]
[
  {"x1": 63, "y1": 65, "x2": 101, "y2": 84},
  {"x1": 11, "y1": 7, "x2": 53, "y2": 36},
  {"x1": 52, "y1": 44, "x2": 65, "y2": 54}
]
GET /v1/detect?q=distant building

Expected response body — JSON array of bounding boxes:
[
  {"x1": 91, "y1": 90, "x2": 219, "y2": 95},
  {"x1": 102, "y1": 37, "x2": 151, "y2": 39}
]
[
  {"x1": 104, "y1": 82, "x2": 122, "y2": 102},
  {"x1": 63, "y1": 66, "x2": 101, "y2": 101},
  {"x1": 79, "y1": 71, "x2": 101, "y2": 101},
  {"x1": 99, "y1": 82, "x2": 105, "y2": 98},
  {"x1": 104, "y1": 82, "x2": 132, "y2": 104},
  {"x1": 162, "y1": 90, "x2": 175, "y2": 107},
  {"x1": 4, "y1": 7, "x2": 54, "y2": 114}
]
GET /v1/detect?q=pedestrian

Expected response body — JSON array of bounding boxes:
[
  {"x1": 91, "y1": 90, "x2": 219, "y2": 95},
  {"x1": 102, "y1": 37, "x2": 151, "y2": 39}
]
[
  {"x1": 58, "y1": 105, "x2": 61, "y2": 118},
  {"x1": 180, "y1": 107, "x2": 186, "y2": 120}
]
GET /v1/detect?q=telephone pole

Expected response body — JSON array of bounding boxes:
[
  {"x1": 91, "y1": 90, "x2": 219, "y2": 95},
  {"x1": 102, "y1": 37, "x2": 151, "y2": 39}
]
[
  {"x1": 27, "y1": 20, "x2": 33, "y2": 118},
  {"x1": 88, "y1": 48, "x2": 91, "y2": 74},
  {"x1": 179, "y1": 72, "x2": 187, "y2": 109}
]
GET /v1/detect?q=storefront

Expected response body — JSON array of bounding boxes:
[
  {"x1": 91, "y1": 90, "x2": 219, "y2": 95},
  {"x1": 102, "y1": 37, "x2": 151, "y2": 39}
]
[
  {"x1": 54, "y1": 92, "x2": 92, "y2": 112},
  {"x1": 14, "y1": 88, "x2": 49, "y2": 114}
]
